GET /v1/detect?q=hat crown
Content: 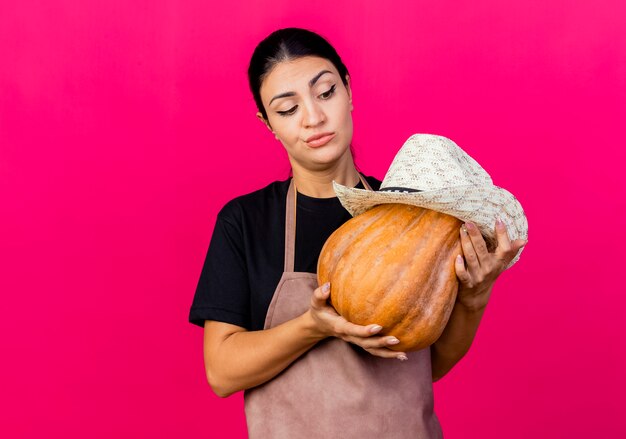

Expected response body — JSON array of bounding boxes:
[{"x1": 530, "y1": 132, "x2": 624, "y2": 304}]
[{"x1": 381, "y1": 134, "x2": 493, "y2": 191}]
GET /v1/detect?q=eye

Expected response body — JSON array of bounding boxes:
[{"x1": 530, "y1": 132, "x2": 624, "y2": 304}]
[
  {"x1": 276, "y1": 84, "x2": 337, "y2": 117},
  {"x1": 320, "y1": 84, "x2": 337, "y2": 99},
  {"x1": 277, "y1": 106, "x2": 297, "y2": 117}
]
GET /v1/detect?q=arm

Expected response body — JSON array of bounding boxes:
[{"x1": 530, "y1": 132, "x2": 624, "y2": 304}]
[
  {"x1": 431, "y1": 218, "x2": 527, "y2": 382},
  {"x1": 430, "y1": 288, "x2": 490, "y2": 382},
  {"x1": 204, "y1": 283, "x2": 405, "y2": 398},
  {"x1": 203, "y1": 310, "x2": 324, "y2": 398}
]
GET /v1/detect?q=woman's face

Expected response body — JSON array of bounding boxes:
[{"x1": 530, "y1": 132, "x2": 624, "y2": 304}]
[{"x1": 257, "y1": 56, "x2": 354, "y2": 172}]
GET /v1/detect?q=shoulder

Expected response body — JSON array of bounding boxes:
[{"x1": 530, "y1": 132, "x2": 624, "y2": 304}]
[{"x1": 217, "y1": 179, "x2": 290, "y2": 224}]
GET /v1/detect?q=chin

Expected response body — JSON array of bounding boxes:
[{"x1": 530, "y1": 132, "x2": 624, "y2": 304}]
[{"x1": 309, "y1": 144, "x2": 350, "y2": 165}]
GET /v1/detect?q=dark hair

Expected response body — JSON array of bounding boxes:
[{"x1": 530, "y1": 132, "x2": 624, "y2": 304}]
[{"x1": 247, "y1": 28, "x2": 359, "y2": 174}]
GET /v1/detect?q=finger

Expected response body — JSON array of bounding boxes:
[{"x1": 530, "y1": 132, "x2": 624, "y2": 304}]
[
  {"x1": 465, "y1": 221, "x2": 489, "y2": 263},
  {"x1": 494, "y1": 217, "x2": 512, "y2": 259},
  {"x1": 311, "y1": 282, "x2": 331, "y2": 308},
  {"x1": 494, "y1": 219, "x2": 529, "y2": 266},
  {"x1": 364, "y1": 347, "x2": 409, "y2": 360},
  {"x1": 454, "y1": 254, "x2": 473, "y2": 287},
  {"x1": 343, "y1": 334, "x2": 400, "y2": 349},
  {"x1": 339, "y1": 320, "x2": 383, "y2": 338},
  {"x1": 512, "y1": 238, "x2": 528, "y2": 251},
  {"x1": 460, "y1": 224, "x2": 480, "y2": 271},
  {"x1": 507, "y1": 238, "x2": 528, "y2": 262}
]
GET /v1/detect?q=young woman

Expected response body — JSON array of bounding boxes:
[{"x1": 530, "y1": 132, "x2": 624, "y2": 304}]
[{"x1": 189, "y1": 27, "x2": 526, "y2": 438}]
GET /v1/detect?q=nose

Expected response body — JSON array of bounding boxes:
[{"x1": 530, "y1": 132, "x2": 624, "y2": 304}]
[{"x1": 302, "y1": 99, "x2": 326, "y2": 127}]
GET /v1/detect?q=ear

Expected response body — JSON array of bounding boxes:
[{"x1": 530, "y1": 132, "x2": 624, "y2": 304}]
[
  {"x1": 256, "y1": 111, "x2": 273, "y2": 132},
  {"x1": 344, "y1": 75, "x2": 353, "y2": 110}
]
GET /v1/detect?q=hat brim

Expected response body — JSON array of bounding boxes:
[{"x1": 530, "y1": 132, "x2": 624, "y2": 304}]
[{"x1": 333, "y1": 181, "x2": 528, "y2": 269}]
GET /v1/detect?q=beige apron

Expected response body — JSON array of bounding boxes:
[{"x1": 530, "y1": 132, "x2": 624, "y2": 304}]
[{"x1": 244, "y1": 174, "x2": 443, "y2": 438}]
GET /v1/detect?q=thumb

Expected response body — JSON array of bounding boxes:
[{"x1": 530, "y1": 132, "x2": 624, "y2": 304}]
[
  {"x1": 314, "y1": 282, "x2": 331, "y2": 302},
  {"x1": 515, "y1": 239, "x2": 528, "y2": 249}
]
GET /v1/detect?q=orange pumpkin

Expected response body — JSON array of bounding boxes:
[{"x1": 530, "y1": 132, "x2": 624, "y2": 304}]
[{"x1": 317, "y1": 203, "x2": 463, "y2": 352}]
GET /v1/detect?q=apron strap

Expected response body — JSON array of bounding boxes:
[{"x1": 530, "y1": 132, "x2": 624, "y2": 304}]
[
  {"x1": 284, "y1": 172, "x2": 373, "y2": 272},
  {"x1": 284, "y1": 179, "x2": 297, "y2": 272},
  {"x1": 359, "y1": 173, "x2": 373, "y2": 191}
]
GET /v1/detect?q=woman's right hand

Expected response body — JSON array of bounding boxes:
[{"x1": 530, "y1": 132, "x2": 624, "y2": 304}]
[{"x1": 307, "y1": 282, "x2": 408, "y2": 361}]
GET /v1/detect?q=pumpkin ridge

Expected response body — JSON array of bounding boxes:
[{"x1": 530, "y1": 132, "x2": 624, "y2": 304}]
[
  {"x1": 387, "y1": 212, "x2": 460, "y2": 348},
  {"x1": 400, "y1": 216, "x2": 461, "y2": 347},
  {"x1": 327, "y1": 206, "x2": 388, "y2": 269},
  {"x1": 317, "y1": 205, "x2": 388, "y2": 287},
  {"x1": 330, "y1": 205, "x2": 405, "y2": 319},
  {"x1": 383, "y1": 211, "x2": 438, "y2": 336},
  {"x1": 359, "y1": 206, "x2": 427, "y2": 284},
  {"x1": 410, "y1": 215, "x2": 458, "y2": 306},
  {"x1": 430, "y1": 219, "x2": 462, "y2": 326},
  {"x1": 359, "y1": 204, "x2": 425, "y2": 320},
  {"x1": 353, "y1": 206, "x2": 429, "y2": 327}
]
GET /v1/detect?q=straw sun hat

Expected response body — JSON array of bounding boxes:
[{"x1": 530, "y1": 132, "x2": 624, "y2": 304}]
[{"x1": 333, "y1": 133, "x2": 528, "y2": 269}]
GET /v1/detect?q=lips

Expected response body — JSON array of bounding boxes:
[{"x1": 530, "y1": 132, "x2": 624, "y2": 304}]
[{"x1": 305, "y1": 132, "x2": 336, "y2": 148}]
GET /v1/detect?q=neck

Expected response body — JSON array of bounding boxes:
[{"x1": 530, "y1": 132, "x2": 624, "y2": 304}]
[{"x1": 290, "y1": 160, "x2": 361, "y2": 198}]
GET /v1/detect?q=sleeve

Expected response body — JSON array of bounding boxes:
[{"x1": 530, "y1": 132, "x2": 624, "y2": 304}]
[{"x1": 188, "y1": 201, "x2": 251, "y2": 329}]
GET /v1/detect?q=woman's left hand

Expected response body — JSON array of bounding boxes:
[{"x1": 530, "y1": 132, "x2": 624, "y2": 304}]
[{"x1": 454, "y1": 218, "x2": 527, "y2": 311}]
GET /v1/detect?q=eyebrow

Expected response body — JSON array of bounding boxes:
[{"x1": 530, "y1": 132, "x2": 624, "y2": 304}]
[{"x1": 268, "y1": 70, "x2": 334, "y2": 106}]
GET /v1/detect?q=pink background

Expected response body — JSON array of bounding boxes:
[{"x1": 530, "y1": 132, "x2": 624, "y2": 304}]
[{"x1": 1, "y1": 0, "x2": 625, "y2": 437}]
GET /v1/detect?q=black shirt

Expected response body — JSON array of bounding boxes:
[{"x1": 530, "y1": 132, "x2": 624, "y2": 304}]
[{"x1": 188, "y1": 174, "x2": 382, "y2": 331}]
